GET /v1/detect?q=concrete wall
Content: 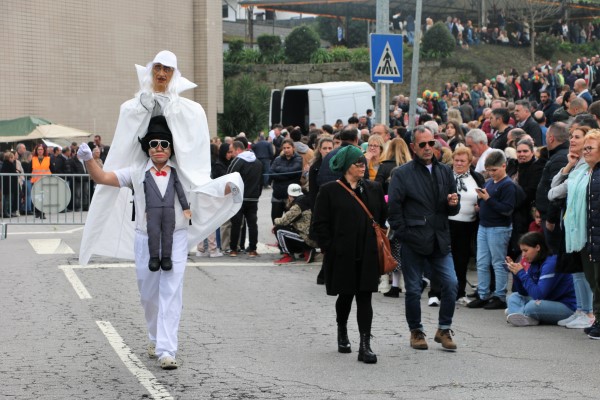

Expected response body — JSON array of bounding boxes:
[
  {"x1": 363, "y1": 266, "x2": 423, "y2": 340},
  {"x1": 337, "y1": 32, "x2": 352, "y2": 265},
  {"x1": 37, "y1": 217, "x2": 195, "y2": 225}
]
[{"x1": 0, "y1": 0, "x2": 222, "y2": 144}]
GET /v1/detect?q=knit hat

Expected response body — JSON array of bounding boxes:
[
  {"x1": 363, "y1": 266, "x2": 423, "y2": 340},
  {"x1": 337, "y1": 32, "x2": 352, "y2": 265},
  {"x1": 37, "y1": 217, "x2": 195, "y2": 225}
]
[
  {"x1": 287, "y1": 183, "x2": 303, "y2": 197},
  {"x1": 329, "y1": 145, "x2": 365, "y2": 173}
]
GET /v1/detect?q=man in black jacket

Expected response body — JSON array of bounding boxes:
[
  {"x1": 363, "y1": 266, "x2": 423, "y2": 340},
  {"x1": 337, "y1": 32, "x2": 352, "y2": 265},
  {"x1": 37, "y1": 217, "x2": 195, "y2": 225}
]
[
  {"x1": 227, "y1": 140, "x2": 263, "y2": 257},
  {"x1": 514, "y1": 100, "x2": 543, "y2": 146},
  {"x1": 388, "y1": 125, "x2": 460, "y2": 351},
  {"x1": 535, "y1": 122, "x2": 569, "y2": 253},
  {"x1": 251, "y1": 134, "x2": 274, "y2": 188}
]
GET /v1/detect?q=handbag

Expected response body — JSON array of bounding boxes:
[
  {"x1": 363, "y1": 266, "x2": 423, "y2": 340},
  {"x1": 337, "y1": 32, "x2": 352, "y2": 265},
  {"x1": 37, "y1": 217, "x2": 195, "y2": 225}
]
[{"x1": 337, "y1": 181, "x2": 397, "y2": 274}]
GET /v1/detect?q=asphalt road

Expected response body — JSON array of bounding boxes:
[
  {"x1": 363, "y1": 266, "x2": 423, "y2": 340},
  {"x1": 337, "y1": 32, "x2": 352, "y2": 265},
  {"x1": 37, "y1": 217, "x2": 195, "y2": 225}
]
[{"x1": 1, "y1": 188, "x2": 599, "y2": 399}]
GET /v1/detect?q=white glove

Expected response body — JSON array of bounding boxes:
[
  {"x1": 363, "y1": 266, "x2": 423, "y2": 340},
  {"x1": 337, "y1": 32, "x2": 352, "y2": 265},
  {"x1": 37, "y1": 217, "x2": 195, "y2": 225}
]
[{"x1": 77, "y1": 143, "x2": 93, "y2": 161}]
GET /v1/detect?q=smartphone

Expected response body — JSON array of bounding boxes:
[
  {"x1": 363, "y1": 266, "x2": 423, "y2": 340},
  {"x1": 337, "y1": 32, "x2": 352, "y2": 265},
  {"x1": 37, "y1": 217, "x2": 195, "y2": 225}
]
[
  {"x1": 475, "y1": 188, "x2": 484, "y2": 193},
  {"x1": 502, "y1": 262, "x2": 510, "y2": 272}
]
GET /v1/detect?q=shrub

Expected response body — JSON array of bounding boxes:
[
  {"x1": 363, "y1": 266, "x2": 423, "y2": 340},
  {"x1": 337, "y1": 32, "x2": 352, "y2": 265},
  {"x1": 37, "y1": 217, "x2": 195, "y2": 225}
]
[
  {"x1": 421, "y1": 22, "x2": 455, "y2": 59},
  {"x1": 225, "y1": 39, "x2": 245, "y2": 63},
  {"x1": 257, "y1": 34, "x2": 282, "y2": 61},
  {"x1": 536, "y1": 33, "x2": 561, "y2": 60},
  {"x1": 350, "y1": 47, "x2": 370, "y2": 63},
  {"x1": 310, "y1": 48, "x2": 332, "y2": 64},
  {"x1": 285, "y1": 25, "x2": 321, "y2": 64},
  {"x1": 330, "y1": 46, "x2": 352, "y2": 62},
  {"x1": 240, "y1": 49, "x2": 262, "y2": 64}
]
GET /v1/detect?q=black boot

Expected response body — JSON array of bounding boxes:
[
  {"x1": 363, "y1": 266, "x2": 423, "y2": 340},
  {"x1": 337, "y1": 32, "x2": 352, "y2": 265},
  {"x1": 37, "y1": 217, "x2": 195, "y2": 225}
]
[
  {"x1": 148, "y1": 257, "x2": 161, "y2": 272},
  {"x1": 358, "y1": 333, "x2": 377, "y2": 364},
  {"x1": 160, "y1": 257, "x2": 173, "y2": 271},
  {"x1": 337, "y1": 324, "x2": 351, "y2": 353}
]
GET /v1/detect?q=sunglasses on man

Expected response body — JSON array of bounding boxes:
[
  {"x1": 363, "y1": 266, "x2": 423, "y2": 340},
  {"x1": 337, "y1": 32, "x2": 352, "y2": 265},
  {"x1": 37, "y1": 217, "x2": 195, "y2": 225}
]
[{"x1": 417, "y1": 140, "x2": 436, "y2": 149}]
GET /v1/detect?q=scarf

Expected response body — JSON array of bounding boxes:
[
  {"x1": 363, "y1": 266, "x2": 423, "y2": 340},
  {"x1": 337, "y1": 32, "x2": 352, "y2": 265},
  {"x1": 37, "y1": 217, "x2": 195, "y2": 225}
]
[
  {"x1": 564, "y1": 163, "x2": 589, "y2": 252},
  {"x1": 455, "y1": 172, "x2": 469, "y2": 192}
]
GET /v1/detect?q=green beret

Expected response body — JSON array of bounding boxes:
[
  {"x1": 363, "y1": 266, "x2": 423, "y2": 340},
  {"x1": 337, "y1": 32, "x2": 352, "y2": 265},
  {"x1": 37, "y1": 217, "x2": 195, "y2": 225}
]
[{"x1": 329, "y1": 145, "x2": 365, "y2": 173}]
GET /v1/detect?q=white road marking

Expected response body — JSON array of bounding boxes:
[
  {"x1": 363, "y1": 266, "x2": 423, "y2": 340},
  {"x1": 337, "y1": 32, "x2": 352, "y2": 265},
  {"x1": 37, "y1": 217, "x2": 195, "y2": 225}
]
[
  {"x1": 96, "y1": 321, "x2": 173, "y2": 400},
  {"x1": 58, "y1": 266, "x2": 92, "y2": 299},
  {"x1": 12, "y1": 226, "x2": 84, "y2": 235},
  {"x1": 28, "y1": 239, "x2": 74, "y2": 254}
]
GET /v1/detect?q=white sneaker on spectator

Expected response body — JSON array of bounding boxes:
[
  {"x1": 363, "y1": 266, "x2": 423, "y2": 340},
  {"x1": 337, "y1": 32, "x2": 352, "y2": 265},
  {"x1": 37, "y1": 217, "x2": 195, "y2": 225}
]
[
  {"x1": 210, "y1": 251, "x2": 224, "y2": 258},
  {"x1": 566, "y1": 314, "x2": 595, "y2": 329},
  {"x1": 378, "y1": 275, "x2": 391, "y2": 293},
  {"x1": 428, "y1": 297, "x2": 440, "y2": 307},
  {"x1": 196, "y1": 251, "x2": 209, "y2": 257},
  {"x1": 507, "y1": 313, "x2": 539, "y2": 326},
  {"x1": 558, "y1": 311, "x2": 582, "y2": 327},
  {"x1": 456, "y1": 297, "x2": 471, "y2": 306}
]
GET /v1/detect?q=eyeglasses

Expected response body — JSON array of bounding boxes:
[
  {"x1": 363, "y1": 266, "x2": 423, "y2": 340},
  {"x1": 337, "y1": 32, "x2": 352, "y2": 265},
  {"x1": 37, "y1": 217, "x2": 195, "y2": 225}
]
[
  {"x1": 149, "y1": 139, "x2": 171, "y2": 149},
  {"x1": 152, "y1": 64, "x2": 174, "y2": 74},
  {"x1": 417, "y1": 140, "x2": 436, "y2": 149},
  {"x1": 353, "y1": 162, "x2": 366, "y2": 168},
  {"x1": 368, "y1": 144, "x2": 381, "y2": 148},
  {"x1": 583, "y1": 146, "x2": 598, "y2": 153}
]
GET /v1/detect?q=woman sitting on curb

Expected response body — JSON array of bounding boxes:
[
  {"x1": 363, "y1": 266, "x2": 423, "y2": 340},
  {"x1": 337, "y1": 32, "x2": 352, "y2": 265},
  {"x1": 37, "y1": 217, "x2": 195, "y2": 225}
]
[{"x1": 504, "y1": 232, "x2": 576, "y2": 326}]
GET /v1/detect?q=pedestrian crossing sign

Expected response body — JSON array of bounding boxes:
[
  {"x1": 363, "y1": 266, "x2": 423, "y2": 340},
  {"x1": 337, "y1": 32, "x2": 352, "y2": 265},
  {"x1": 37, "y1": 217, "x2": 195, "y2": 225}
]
[{"x1": 370, "y1": 34, "x2": 403, "y2": 83}]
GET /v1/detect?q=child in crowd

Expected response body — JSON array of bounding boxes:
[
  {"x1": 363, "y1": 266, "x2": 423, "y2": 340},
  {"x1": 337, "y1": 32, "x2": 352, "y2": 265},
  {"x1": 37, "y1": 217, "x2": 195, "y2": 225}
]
[
  {"x1": 528, "y1": 207, "x2": 543, "y2": 234},
  {"x1": 504, "y1": 232, "x2": 576, "y2": 326},
  {"x1": 468, "y1": 150, "x2": 516, "y2": 310}
]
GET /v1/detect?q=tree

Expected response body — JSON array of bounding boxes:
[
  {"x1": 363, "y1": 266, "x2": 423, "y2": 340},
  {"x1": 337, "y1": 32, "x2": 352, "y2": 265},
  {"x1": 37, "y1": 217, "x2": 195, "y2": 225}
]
[
  {"x1": 284, "y1": 25, "x2": 321, "y2": 64},
  {"x1": 315, "y1": 16, "x2": 368, "y2": 48},
  {"x1": 421, "y1": 22, "x2": 456, "y2": 59},
  {"x1": 218, "y1": 75, "x2": 270, "y2": 138},
  {"x1": 502, "y1": 0, "x2": 562, "y2": 63}
]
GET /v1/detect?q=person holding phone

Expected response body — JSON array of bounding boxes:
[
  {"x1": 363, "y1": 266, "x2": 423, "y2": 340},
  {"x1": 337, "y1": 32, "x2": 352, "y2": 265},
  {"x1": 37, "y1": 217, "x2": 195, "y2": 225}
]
[{"x1": 504, "y1": 232, "x2": 576, "y2": 326}]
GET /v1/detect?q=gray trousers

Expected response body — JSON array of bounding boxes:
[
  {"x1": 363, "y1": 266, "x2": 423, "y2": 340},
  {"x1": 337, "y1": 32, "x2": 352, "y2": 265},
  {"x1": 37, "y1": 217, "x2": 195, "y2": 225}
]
[{"x1": 147, "y1": 206, "x2": 176, "y2": 259}]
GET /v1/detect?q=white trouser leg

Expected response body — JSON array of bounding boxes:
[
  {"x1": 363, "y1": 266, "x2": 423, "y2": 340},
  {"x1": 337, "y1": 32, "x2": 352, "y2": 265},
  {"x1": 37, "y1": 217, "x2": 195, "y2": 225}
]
[{"x1": 135, "y1": 229, "x2": 188, "y2": 359}]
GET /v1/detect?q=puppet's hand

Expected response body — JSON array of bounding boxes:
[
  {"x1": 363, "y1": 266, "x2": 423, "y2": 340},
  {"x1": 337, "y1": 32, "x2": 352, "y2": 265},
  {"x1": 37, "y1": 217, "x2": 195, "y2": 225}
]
[
  {"x1": 77, "y1": 143, "x2": 93, "y2": 161},
  {"x1": 183, "y1": 209, "x2": 192, "y2": 220}
]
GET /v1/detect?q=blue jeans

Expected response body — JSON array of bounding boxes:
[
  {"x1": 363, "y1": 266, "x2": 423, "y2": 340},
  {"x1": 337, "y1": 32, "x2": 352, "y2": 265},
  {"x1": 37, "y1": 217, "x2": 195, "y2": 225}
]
[
  {"x1": 476, "y1": 225, "x2": 512, "y2": 301},
  {"x1": 401, "y1": 245, "x2": 458, "y2": 331},
  {"x1": 507, "y1": 293, "x2": 574, "y2": 324},
  {"x1": 573, "y1": 272, "x2": 593, "y2": 313},
  {"x1": 259, "y1": 158, "x2": 271, "y2": 187}
]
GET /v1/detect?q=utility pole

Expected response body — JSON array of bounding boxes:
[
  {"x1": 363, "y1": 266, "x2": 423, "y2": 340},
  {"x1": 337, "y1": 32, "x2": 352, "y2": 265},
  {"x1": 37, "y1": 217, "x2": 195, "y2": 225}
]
[
  {"x1": 407, "y1": 0, "x2": 422, "y2": 130},
  {"x1": 375, "y1": 0, "x2": 389, "y2": 125}
]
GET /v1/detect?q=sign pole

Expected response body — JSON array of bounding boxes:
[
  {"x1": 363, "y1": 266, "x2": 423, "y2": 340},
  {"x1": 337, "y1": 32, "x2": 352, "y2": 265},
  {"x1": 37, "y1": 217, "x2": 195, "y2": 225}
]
[
  {"x1": 375, "y1": 0, "x2": 389, "y2": 125},
  {"x1": 408, "y1": 0, "x2": 422, "y2": 131}
]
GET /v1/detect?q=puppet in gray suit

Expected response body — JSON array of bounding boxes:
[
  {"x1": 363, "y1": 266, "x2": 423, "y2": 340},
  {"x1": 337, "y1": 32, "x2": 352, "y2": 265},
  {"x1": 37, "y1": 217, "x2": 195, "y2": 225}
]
[{"x1": 140, "y1": 115, "x2": 191, "y2": 272}]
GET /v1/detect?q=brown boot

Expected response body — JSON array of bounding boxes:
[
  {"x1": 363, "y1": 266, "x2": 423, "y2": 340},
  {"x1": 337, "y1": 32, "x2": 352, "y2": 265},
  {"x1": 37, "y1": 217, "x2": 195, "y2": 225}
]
[
  {"x1": 410, "y1": 329, "x2": 428, "y2": 350},
  {"x1": 434, "y1": 328, "x2": 457, "y2": 350}
]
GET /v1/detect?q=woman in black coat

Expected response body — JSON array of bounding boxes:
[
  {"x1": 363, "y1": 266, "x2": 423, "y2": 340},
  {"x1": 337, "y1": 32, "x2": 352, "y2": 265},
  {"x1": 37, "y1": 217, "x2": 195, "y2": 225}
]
[{"x1": 312, "y1": 145, "x2": 386, "y2": 364}]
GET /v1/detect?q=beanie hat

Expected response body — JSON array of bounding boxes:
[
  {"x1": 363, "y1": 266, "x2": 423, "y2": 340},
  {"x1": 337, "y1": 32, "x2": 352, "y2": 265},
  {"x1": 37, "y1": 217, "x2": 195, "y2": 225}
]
[{"x1": 329, "y1": 145, "x2": 365, "y2": 173}]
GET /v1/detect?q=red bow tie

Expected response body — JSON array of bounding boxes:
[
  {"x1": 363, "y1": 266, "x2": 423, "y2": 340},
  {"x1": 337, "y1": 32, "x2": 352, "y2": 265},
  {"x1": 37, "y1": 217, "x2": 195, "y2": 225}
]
[{"x1": 155, "y1": 170, "x2": 167, "y2": 176}]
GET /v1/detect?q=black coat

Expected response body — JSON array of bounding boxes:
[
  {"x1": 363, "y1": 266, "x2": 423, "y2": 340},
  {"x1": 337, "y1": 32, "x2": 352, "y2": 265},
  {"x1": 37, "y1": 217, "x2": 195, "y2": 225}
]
[
  {"x1": 388, "y1": 158, "x2": 459, "y2": 256},
  {"x1": 520, "y1": 116, "x2": 543, "y2": 146},
  {"x1": 588, "y1": 164, "x2": 600, "y2": 262},
  {"x1": 374, "y1": 159, "x2": 397, "y2": 195},
  {"x1": 312, "y1": 178, "x2": 386, "y2": 296},
  {"x1": 270, "y1": 153, "x2": 302, "y2": 200},
  {"x1": 536, "y1": 141, "x2": 569, "y2": 222}
]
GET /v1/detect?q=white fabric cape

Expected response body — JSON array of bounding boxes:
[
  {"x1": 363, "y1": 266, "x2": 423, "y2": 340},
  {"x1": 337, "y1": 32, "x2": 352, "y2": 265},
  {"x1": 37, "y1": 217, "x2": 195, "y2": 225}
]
[{"x1": 79, "y1": 71, "x2": 243, "y2": 265}]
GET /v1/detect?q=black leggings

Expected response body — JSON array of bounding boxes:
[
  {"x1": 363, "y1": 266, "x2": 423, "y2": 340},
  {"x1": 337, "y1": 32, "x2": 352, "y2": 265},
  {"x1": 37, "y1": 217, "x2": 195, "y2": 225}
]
[{"x1": 335, "y1": 292, "x2": 373, "y2": 334}]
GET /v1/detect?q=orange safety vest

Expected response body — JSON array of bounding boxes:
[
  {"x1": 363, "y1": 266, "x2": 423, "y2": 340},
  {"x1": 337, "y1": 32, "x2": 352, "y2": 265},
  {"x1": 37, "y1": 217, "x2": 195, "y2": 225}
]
[{"x1": 31, "y1": 156, "x2": 51, "y2": 183}]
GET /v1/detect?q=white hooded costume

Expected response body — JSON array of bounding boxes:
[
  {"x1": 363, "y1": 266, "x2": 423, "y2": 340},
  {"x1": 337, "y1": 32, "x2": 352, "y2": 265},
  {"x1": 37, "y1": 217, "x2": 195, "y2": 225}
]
[{"x1": 79, "y1": 51, "x2": 243, "y2": 265}]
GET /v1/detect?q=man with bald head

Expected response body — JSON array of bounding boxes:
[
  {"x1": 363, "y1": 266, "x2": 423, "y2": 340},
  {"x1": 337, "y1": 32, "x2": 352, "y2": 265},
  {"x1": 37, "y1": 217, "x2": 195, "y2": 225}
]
[
  {"x1": 574, "y1": 78, "x2": 593, "y2": 106},
  {"x1": 568, "y1": 97, "x2": 588, "y2": 117}
]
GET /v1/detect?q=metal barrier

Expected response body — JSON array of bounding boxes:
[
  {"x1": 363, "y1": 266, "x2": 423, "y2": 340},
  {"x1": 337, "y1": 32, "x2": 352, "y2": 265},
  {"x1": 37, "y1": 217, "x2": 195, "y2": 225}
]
[{"x1": 1, "y1": 172, "x2": 93, "y2": 239}]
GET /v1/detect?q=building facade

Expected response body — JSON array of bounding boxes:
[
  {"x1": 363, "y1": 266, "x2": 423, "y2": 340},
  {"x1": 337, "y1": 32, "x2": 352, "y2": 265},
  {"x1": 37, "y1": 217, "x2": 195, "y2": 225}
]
[{"x1": 0, "y1": 0, "x2": 223, "y2": 144}]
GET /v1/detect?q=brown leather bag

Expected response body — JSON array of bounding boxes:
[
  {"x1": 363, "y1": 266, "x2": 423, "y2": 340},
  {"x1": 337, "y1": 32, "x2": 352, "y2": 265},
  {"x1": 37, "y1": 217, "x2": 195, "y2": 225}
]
[{"x1": 337, "y1": 181, "x2": 397, "y2": 274}]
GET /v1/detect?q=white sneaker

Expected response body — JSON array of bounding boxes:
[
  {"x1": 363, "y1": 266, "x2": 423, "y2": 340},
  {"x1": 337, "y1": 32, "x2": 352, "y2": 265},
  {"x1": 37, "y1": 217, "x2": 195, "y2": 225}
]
[
  {"x1": 456, "y1": 296, "x2": 471, "y2": 306},
  {"x1": 210, "y1": 251, "x2": 224, "y2": 258},
  {"x1": 196, "y1": 251, "x2": 209, "y2": 257},
  {"x1": 428, "y1": 297, "x2": 440, "y2": 307},
  {"x1": 558, "y1": 311, "x2": 581, "y2": 327},
  {"x1": 566, "y1": 314, "x2": 595, "y2": 329},
  {"x1": 507, "y1": 313, "x2": 539, "y2": 327}
]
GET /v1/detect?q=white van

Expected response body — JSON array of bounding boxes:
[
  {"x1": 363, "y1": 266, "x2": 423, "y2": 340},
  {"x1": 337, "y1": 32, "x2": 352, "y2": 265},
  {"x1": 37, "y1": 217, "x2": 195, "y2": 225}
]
[{"x1": 269, "y1": 81, "x2": 375, "y2": 133}]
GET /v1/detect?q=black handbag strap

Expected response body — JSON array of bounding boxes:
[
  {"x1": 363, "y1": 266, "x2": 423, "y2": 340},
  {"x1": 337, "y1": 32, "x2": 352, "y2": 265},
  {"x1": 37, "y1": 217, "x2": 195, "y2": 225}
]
[{"x1": 336, "y1": 180, "x2": 376, "y2": 223}]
